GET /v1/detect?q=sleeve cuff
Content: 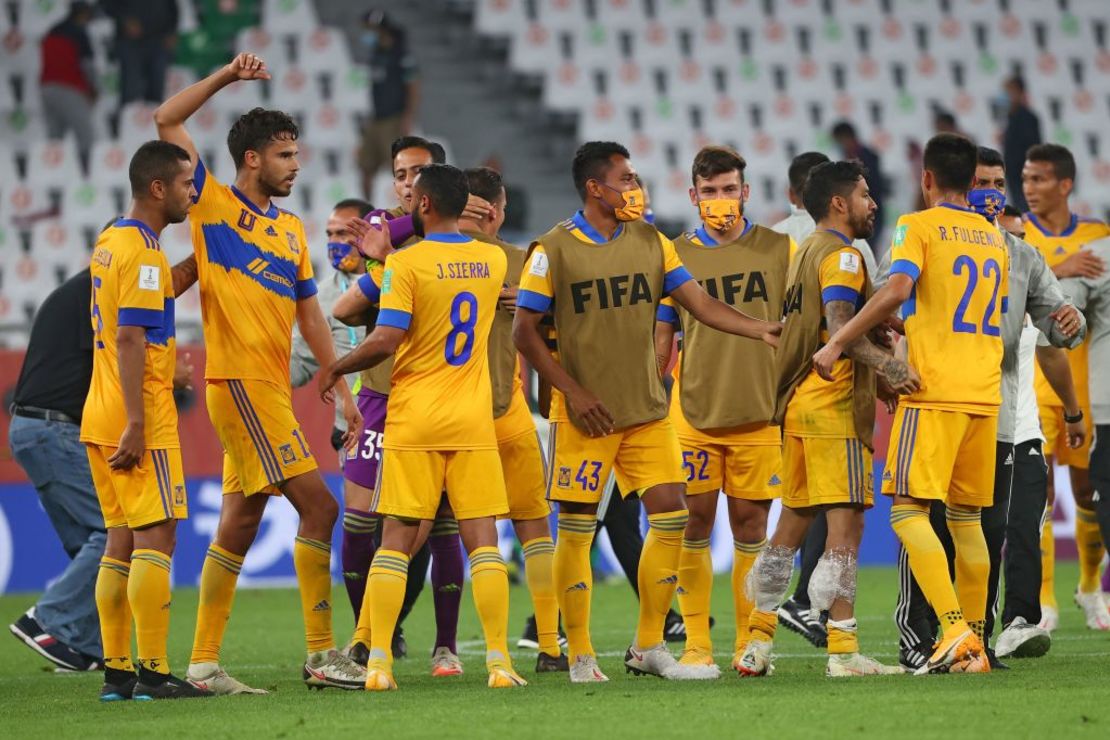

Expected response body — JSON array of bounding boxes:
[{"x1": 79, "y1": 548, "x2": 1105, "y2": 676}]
[
  {"x1": 296, "y1": 278, "x2": 318, "y2": 299},
  {"x1": 821, "y1": 286, "x2": 861, "y2": 305},
  {"x1": 656, "y1": 303, "x2": 680, "y2": 325},
  {"x1": 357, "y1": 272, "x2": 381, "y2": 302},
  {"x1": 118, "y1": 307, "x2": 164, "y2": 328},
  {"x1": 889, "y1": 259, "x2": 921, "y2": 282},
  {"x1": 663, "y1": 266, "x2": 694, "y2": 294},
  {"x1": 376, "y1": 308, "x2": 412, "y2": 330},
  {"x1": 517, "y1": 289, "x2": 553, "y2": 312}
]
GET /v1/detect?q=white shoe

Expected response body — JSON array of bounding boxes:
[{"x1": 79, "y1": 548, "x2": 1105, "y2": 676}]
[
  {"x1": 826, "y1": 653, "x2": 902, "y2": 677},
  {"x1": 430, "y1": 646, "x2": 464, "y2": 677},
  {"x1": 1038, "y1": 605, "x2": 1059, "y2": 633},
  {"x1": 1075, "y1": 590, "x2": 1110, "y2": 631},
  {"x1": 735, "y1": 639, "x2": 775, "y2": 677},
  {"x1": 303, "y1": 648, "x2": 367, "y2": 690},
  {"x1": 995, "y1": 617, "x2": 1051, "y2": 658},
  {"x1": 568, "y1": 654, "x2": 609, "y2": 683},
  {"x1": 624, "y1": 643, "x2": 682, "y2": 679},
  {"x1": 186, "y1": 662, "x2": 269, "y2": 695}
]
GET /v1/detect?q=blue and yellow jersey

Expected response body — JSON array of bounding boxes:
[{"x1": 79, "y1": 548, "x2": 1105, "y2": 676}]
[
  {"x1": 189, "y1": 160, "x2": 317, "y2": 385},
  {"x1": 80, "y1": 219, "x2": 178, "y2": 449},
  {"x1": 786, "y1": 232, "x2": 868, "y2": 437},
  {"x1": 889, "y1": 204, "x2": 1009, "y2": 415},
  {"x1": 377, "y1": 233, "x2": 508, "y2": 450}
]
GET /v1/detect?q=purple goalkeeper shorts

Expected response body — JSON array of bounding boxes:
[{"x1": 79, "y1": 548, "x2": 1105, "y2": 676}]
[{"x1": 342, "y1": 388, "x2": 388, "y2": 488}]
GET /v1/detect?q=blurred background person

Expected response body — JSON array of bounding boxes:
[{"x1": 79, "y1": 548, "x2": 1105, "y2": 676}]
[
  {"x1": 831, "y1": 120, "x2": 888, "y2": 249},
  {"x1": 39, "y1": 1, "x2": 97, "y2": 164},
  {"x1": 105, "y1": 0, "x2": 179, "y2": 106},
  {"x1": 1003, "y1": 76, "x2": 1043, "y2": 212}
]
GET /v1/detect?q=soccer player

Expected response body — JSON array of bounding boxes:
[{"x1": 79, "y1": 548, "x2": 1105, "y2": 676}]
[
  {"x1": 738, "y1": 160, "x2": 911, "y2": 678},
  {"x1": 816, "y1": 133, "x2": 1008, "y2": 674},
  {"x1": 319, "y1": 163, "x2": 526, "y2": 691},
  {"x1": 512, "y1": 141, "x2": 780, "y2": 683},
  {"x1": 1021, "y1": 143, "x2": 1110, "y2": 630},
  {"x1": 652, "y1": 146, "x2": 791, "y2": 675},
  {"x1": 154, "y1": 52, "x2": 366, "y2": 692},
  {"x1": 83, "y1": 140, "x2": 211, "y2": 700}
]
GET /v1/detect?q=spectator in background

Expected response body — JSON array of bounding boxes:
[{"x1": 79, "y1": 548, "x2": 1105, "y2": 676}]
[
  {"x1": 1003, "y1": 76, "x2": 1043, "y2": 212},
  {"x1": 40, "y1": 1, "x2": 97, "y2": 164},
  {"x1": 357, "y1": 10, "x2": 420, "y2": 197},
  {"x1": 934, "y1": 109, "x2": 966, "y2": 139},
  {"x1": 831, "y1": 120, "x2": 888, "y2": 247},
  {"x1": 105, "y1": 0, "x2": 179, "y2": 105}
]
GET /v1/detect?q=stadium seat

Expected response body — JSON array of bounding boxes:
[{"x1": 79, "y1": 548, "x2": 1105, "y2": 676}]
[
  {"x1": 23, "y1": 139, "x2": 83, "y2": 189},
  {"x1": 260, "y1": 0, "x2": 319, "y2": 33}
]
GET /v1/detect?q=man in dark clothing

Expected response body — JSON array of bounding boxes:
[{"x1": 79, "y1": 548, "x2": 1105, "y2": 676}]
[
  {"x1": 105, "y1": 0, "x2": 179, "y2": 105},
  {"x1": 39, "y1": 1, "x2": 98, "y2": 161},
  {"x1": 1002, "y1": 76, "x2": 1042, "y2": 213},
  {"x1": 831, "y1": 121, "x2": 888, "y2": 251}
]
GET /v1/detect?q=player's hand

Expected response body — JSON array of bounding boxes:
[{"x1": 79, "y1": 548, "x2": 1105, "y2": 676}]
[
  {"x1": 566, "y1": 386, "x2": 615, "y2": 437},
  {"x1": 318, "y1": 366, "x2": 340, "y2": 404},
  {"x1": 760, "y1": 321, "x2": 782, "y2": 349},
  {"x1": 1050, "y1": 304, "x2": 1082, "y2": 339},
  {"x1": 173, "y1": 352, "x2": 194, "y2": 391},
  {"x1": 883, "y1": 314, "x2": 906, "y2": 336},
  {"x1": 1065, "y1": 411, "x2": 1086, "y2": 449},
  {"x1": 226, "y1": 52, "x2": 271, "y2": 82},
  {"x1": 341, "y1": 394, "x2": 362, "y2": 452},
  {"x1": 109, "y1": 423, "x2": 145, "y2": 470},
  {"x1": 498, "y1": 286, "x2": 518, "y2": 315},
  {"x1": 346, "y1": 216, "x2": 394, "y2": 262},
  {"x1": 461, "y1": 194, "x2": 494, "y2": 222},
  {"x1": 879, "y1": 358, "x2": 921, "y2": 395},
  {"x1": 1056, "y1": 249, "x2": 1105, "y2": 279},
  {"x1": 876, "y1": 375, "x2": 899, "y2": 414},
  {"x1": 811, "y1": 341, "x2": 842, "y2": 381}
]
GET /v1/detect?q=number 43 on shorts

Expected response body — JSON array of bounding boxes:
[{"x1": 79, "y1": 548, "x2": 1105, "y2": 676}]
[{"x1": 575, "y1": 460, "x2": 603, "y2": 491}]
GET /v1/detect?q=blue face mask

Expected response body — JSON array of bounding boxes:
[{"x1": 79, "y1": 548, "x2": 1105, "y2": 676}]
[
  {"x1": 328, "y1": 241, "x2": 360, "y2": 272},
  {"x1": 968, "y1": 188, "x2": 1007, "y2": 220},
  {"x1": 361, "y1": 31, "x2": 379, "y2": 50}
]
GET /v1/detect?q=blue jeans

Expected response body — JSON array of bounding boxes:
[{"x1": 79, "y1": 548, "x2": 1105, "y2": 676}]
[{"x1": 9, "y1": 415, "x2": 105, "y2": 658}]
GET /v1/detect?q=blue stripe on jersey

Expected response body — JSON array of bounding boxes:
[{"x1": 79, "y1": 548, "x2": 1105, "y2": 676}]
[
  {"x1": 358, "y1": 273, "x2": 381, "y2": 302},
  {"x1": 114, "y1": 218, "x2": 159, "y2": 244},
  {"x1": 423, "y1": 233, "x2": 471, "y2": 243},
  {"x1": 821, "y1": 286, "x2": 861, "y2": 305},
  {"x1": 192, "y1": 160, "x2": 207, "y2": 204},
  {"x1": 889, "y1": 259, "x2": 921, "y2": 282},
  {"x1": 118, "y1": 307, "x2": 164, "y2": 328},
  {"x1": 376, "y1": 308, "x2": 412, "y2": 330},
  {"x1": 201, "y1": 223, "x2": 299, "y2": 300},
  {"x1": 571, "y1": 210, "x2": 622, "y2": 243},
  {"x1": 663, "y1": 266, "x2": 694, "y2": 294},
  {"x1": 295, "y1": 278, "x2": 318, "y2": 299},
  {"x1": 517, "y1": 289, "x2": 553, "y2": 312},
  {"x1": 231, "y1": 185, "x2": 279, "y2": 220},
  {"x1": 656, "y1": 303, "x2": 680, "y2": 325},
  {"x1": 824, "y1": 228, "x2": 851, "y2": 245},
  {"x1": 144, "y1": 298, "x2": 176, "y2": 346}
]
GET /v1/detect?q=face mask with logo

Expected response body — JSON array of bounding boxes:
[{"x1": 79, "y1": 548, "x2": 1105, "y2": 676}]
[
  {"x1": 698, "y1": 198, "x2": 741, "y2": 232},
  {"x1": 603, "y1": 184, "x2": 645, "y2": 222},
  {"x1": 328, "y1": 241, "x2": 361, "y2": 272},
  {"x1": 967, "y1": 188, "x2": 1007, "y2": 221}
]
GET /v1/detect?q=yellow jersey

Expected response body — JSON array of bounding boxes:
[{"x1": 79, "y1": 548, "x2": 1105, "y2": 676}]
[
  {"x1": 80, "y1": 219, "x2": 178, "y2": 449},
  {"x1": 786, "y1": 233, "x2": 868, "y2": 437},
  {"x1": 889, "y1": 204, "x2": 1009, "y2": 415},
  {"x1": 189, "y1": 159, "x2": 316, "y2": 385},
  {"x1": 377, "y1": 233, "x2": 508, "y2": 450},
  {"x1": 1024, "y1": 211, "x2": 1110, "y2": 408}
]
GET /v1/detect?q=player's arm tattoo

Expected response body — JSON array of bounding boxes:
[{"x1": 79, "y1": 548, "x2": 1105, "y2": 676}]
[
  {"x1": 172, "y1": 255, "x2": 198, "y2": 297},
  {"x1": 824, "y1": 300, "x2": 906, "y2": 382}
]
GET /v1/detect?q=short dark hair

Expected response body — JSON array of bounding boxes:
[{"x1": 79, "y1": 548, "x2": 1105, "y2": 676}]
[
  {"x1": 691, "y1": 146, "x2": 746, "y2": 186},
  {"x1": 977, "y1": 146, "x2": 1005, "y2": 170},
  {"x1": 1006, "y1": 75, "x2": 1026, "y2": 93},
  {"x1": 391, "y1": 135, "x2": 446, "y2": 165},
  {"x1": 227, "y1": 108, "x2": 298, "y2": 169},
  {"x1": 802, "y1": 160, "x2": 867, "y2": 222},
  {"x1": 572, "y1": 141, "x2": 630, "y2": 199},
  {"x1": 787, "y1": 151, "x2": 830, "y2": 195},
  {"x1": 413, "y1": 163, "x2": 469, "y2": 218},
  {"x1": 922, "y1": 133, "x2": 978, "y2": 192},
  {"x1": 129, "y1": 140, "x2": 192, "y2": 198},
  {"x1": 1026, "y1": 143, "x2": 1076, "y2": 182},
  {"x1": 1001, "y1": 204, "x2": 1023, "y2": 218},
  {"x1": 830, "y1": 121, "x2": 857, "y2": 140},
  {"x1": 464, "y1": 166, "x2": 504, "y2": 203},
  {"x1": 333, "y1": 198, "x2": 373, "y2": 215}
]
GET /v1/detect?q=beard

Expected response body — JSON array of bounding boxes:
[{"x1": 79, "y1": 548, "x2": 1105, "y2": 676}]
[
  {"x1": 850, "y1": 209, "x2": 876, "y2": 241},
  {"x1": 412, "y1": 209, "x2": 425, "y2": 237}
]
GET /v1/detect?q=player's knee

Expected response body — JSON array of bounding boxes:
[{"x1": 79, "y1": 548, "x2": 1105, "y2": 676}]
[
  {"x1": 731, "y1": 513, "x2": 768, "y2": 544},
  {"x1": 685, "y1": 501, "x2": 714, "y2": 538},
  {"x1": 748, "y1": 544, "x2": 795, "y2": 611},
  {"x1": 640, "y1": 482, "x2": 686, "y2": 515}
]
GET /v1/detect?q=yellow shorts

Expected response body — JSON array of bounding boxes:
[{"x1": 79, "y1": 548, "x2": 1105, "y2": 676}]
[
  {"x1": 547, "y1": 417, "x2": 684, "y2": 504},
  {"x1": 497, "y1": 429, "x2": 551, "y2": 521},
  {"x1": 207, "y1": 379, "x2": 318, "y2": 496},
  {"x1": 881, "y1": 406, "x2": 997, "y2": 507},
  {"x1": 1040, "y1": 404, "x2": 1092, "y2": 468},
  {"x1": 679, "y1": 436, "x2": 782, "y2": 499},
  {"x1": 781, "y1": 435, "x2": 872, "y2": 509},
  {"x1": 374, "y1": 448, "x2": 508, "y2": 520},
  {"x1": 87, "y1": 445, "x2": 187, "y2": 529}
]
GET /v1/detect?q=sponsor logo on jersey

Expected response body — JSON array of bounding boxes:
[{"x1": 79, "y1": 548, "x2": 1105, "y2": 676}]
[{"x1": 570, "y1": 274, "x2": 654, "y2": 313}]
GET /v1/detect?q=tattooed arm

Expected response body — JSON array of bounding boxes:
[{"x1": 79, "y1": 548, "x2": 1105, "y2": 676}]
[{"x1": 824, "y1": 299, "x2": 920, "y2": 394}]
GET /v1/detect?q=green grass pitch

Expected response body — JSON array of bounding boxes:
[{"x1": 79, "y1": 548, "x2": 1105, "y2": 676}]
[{"x1": 2, "y1": 562, "x2": 1108, "y2": 739}]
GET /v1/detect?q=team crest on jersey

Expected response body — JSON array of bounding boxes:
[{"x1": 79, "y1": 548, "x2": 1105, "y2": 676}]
[
  {"x1": 557, "y1": 466, "x2": 572, "y2": 488},
  {"x1": 174, "y1": 485, "x2": 185, "y2": 506},
  {"x1": 265, "y1": 225, "x2": 278, "y2": 237},
  {"x1": 287, "y1": 232, "x2": 300, "y2": 254},
  {"x1": 893, "y1": 224, "x2": 907, "y2": 246},
  {"x1": 280, "y1": 444, "x2": 297, "y2": 464}
]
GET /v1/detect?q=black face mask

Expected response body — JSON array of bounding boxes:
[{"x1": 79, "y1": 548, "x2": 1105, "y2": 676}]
[{"x1": 412, "y1": 208, "x2": 425, "y2": 237}]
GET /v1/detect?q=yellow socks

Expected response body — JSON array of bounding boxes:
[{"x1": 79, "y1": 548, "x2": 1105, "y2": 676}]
[
  {"x1": 946, "y1": 504, "x2": 989, "y2": 639},
  {"x1": 190, "y1": 544, "x2": 243, "y2": 665},
  {"x1": 366, "y1": 549, "x2": 409, "y2": 660},
  {"x1": 748, "y1": 609, "x2": 778, "y2": 642},
  {"x1": 293, "y1": 536, "x2": 335, "y2": 653},
  {"x1": 129, "y1": 549, "x2": 172, "y2": 674},
  {"x1": 553, "y1": 513, "x2": 596, "y2": 660},
  {"x1": 732, "y1": 539, "x2": 765, "y2": 652},
  {"x1": 891, "y1": 504, "x2": 967, "y2": 637},
  {"x1": 96, "y1": 555, "x2": 133, "y2": 672},
  {"x1": 1040, "y1": 515, "x2": 1057, "y2": 608},
  {"x1": 1076, "y1": 506, "x2": 1104, "y2": 593},
  {"x1": 468, "y1": 546, "x2": 511, "y2": 664},
  {"x1": 522, "y1": 536, "x2": 560, "y2": 657},
  {"x1": 826, "y1": 618, "x2": 859, "y2": 655},
  {"x1": 677, "y1": 536, "x2": 712, "y2": 653},
  {"x1": 636, "y1": 511, "x2": 688, "y2": 649}
]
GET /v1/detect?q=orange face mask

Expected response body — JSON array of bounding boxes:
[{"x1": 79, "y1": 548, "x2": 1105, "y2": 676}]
[
  {"x1": 698, "y1": 198, "x2": 741, "y2": 231},
  {"x1": 607, "y1": 186, "x2": 646, "y2": 222}
]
